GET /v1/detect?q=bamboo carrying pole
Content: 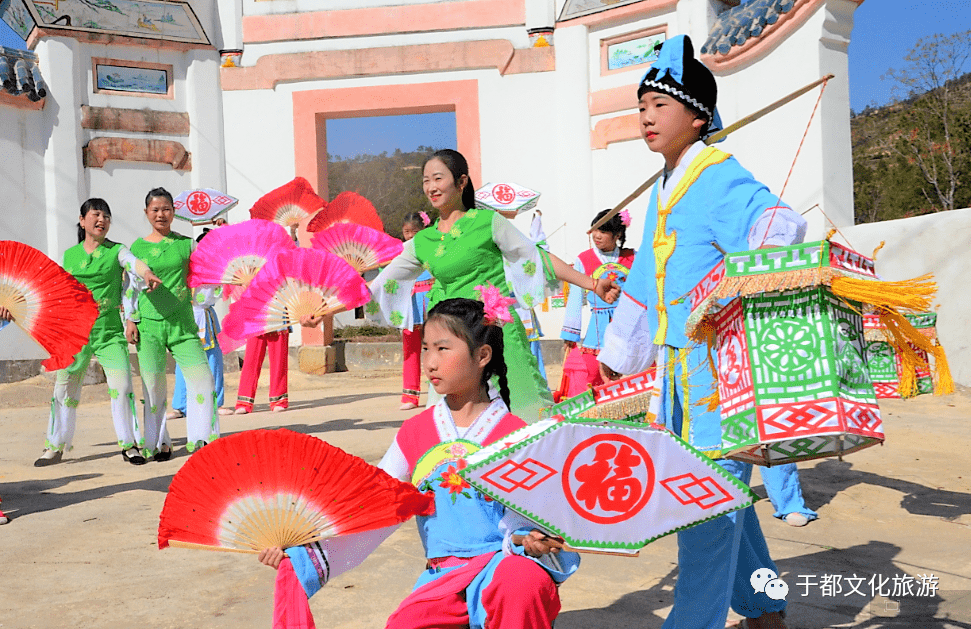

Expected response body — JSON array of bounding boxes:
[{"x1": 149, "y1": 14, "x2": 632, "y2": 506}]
[{"x1": 587, "y1": 74, "x2": 835, "y2": 234}]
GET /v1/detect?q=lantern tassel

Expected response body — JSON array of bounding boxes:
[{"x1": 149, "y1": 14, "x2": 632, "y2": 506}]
[
  {"x1": 878, "y1": 310, "x2": 935, "y2": 399},
  {"x1": 932, "y1": 342, "x2": 955, "y2": 396},
  {"x1": 831, "y1": 274, "x2": 937, "y2": 314}
]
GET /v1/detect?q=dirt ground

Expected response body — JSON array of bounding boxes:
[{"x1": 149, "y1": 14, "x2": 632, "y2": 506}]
[{"x1": 1, "y1": 368, "x2": 969, "y2": 629}]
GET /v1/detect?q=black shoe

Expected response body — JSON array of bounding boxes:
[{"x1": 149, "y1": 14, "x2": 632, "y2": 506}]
[
  {"x1": 154, "y1": 445, "x2": 173, "y2": 462},
  {"x1": 122, "y1": 447, "x2": 147, "y2": 465},
  {"x1": 34, "y1": 450, "x2": 63, "y2": 467}
]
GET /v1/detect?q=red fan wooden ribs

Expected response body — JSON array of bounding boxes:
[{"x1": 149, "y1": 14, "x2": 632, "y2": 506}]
[
  {"x1": 306, "y1": 191, "x2": 384, "y2": 233},
  {"x1": 158, "y1": 429, "x2": 434, "y2": 553},
  {"x1": 0, "y1": 241, "x2": 99, "y2": 371},
  {"x1": 310, "y1": 223, "x2": 403, "y2": 273},
  {"x1": 249, "y1": 177, "x2": 327, "y2": 227}
]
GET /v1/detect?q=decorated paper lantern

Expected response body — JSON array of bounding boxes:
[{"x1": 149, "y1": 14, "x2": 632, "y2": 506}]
[
  {"x1": 865, "y1": 312, "x2": 944, "y2": 399},
  {"x1": 686, "y1": 240, "x2": 899, "y2": 466},
  {"x1": 543, "y1": 368, "x2": 656, "y2": 422}
]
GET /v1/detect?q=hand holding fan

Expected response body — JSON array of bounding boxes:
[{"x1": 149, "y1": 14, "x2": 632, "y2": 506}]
[
  {"x1": 250, "y1": 177, "x2": 327, "y2": 227},
  {"x1": 310, "y1": 223, "x2": 403, "y2": 273},
  {"x1": 158, "y1": 428, "x2": 434, "y2": 552},
  {"x1": 218, "y1": 249, "x2": 370, "y2": 347},
  {"x1": 306, "y1": 191, "x2": 383, "y2": 233},
  {"x1": 0, "y1": 241, "x2": 99, "y2": 371},
  {"x1": 188, "y1": 219, "x2": 295, "y2": 299}
]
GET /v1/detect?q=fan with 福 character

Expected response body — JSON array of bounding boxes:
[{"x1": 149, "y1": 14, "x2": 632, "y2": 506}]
[
  {"x1": 310, "y1": 222, "x2": 403, "y2": 273},
  {"x1": 218, "y1": 249, "x2": 370, "y2": 348},
  {"x1": 249, "y1": 177, "x2": 327, "y2": 227},
  {"x1": 158, "y1": 428, "x2": 435, "y2": 553},
  {"x1": 0, "y1": 241, "x2": 99, "y2": 371}
]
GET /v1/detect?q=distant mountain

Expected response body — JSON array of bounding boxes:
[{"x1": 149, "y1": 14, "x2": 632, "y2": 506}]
[{"x1": 851, "y1": 72, "x2": 971, "y2": 223}]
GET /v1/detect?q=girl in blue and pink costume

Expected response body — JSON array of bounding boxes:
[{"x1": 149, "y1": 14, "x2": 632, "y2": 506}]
[{"x1": 261, "y1": 297, "x2": 579, "y2": 629}]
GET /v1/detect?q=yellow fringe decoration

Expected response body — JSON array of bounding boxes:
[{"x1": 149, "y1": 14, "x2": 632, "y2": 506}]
[
  {"x1": 825, "y1": 228, "x2": 838, "y2": 240},
  {"x1": 714, "y1": 268, "x2": 839, "y2": 301},
  {"x1": 831, "y1": 274, "x2": 937, "y2": 314},
  {"x1": 578, "y1": 393, "x2": 653, "y2": 422},
  {"x1": 696, "y1": 389, "x2": 721, "y2": 412},
  {"x1": 878, "y1": 310, "x2": 936, "y2": 398},
  {"x1": 872, "y1": 240, "x2": 886, "y2": 261},
  {"x1": 932, "y1": 342, "x2": 955, "y2": 396}
]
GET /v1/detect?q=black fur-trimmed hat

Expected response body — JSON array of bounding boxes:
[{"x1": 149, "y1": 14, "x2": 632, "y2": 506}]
[{"x1": 638, "y1": 35, "x2": 722, "y2": 137}]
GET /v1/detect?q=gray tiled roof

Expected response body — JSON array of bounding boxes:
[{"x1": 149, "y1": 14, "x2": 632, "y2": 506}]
[
  {"x1": 702, "y1": 0, "x2": 797, "y2": 56},
  {"x1": 0, "y1": 46, "x2": 46, "y2": 102}
]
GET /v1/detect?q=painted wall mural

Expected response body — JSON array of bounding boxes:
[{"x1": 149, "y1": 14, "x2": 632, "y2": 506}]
[
  {"x1": 607, "y1": 32, "x2": 665, "y2": 71},
  {"x1": 2, "y1": 0, "x2": 208, "y2": 43},
  {"x1": 1, "y1": 0, "x2": 36, "y2": 40},
  {"x1": 95, "y1": 61, "x2": 167, "y2": 94},
  {"x1": 559, "y1": 0, "x2": 646, "y2": 21}
]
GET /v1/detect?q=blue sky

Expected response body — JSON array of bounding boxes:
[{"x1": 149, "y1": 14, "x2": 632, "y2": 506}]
[
  {"x1": 325, "y1": 113, "x2": 457, "y2": 160},
  {"x1": 848, "y1": 0, "x2": 971, "y2": 112}
]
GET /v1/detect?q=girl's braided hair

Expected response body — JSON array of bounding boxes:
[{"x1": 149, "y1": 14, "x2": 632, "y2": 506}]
[
  {"x1": 425, "y1": 298, "x2": 510, "y2": 409},
  {"x1": 591, "y1": 208, "x2": 627, "y2": 249}
]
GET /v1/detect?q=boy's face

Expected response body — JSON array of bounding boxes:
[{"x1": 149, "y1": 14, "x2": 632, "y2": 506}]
[{"x1": 638, "y1": 92, "x2": 707, "y2": 161}]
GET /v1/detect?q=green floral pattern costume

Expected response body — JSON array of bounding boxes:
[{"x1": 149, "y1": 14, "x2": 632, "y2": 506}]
[
  {"x1": 46, "y1": 240, "x2": 145, "y2": 452},
  {"x1": 129, "y1": 234, "x2": 217, "y2": 457},
  {"x1": 371, "y1": 209, "x2": 557, "y2": 420}
]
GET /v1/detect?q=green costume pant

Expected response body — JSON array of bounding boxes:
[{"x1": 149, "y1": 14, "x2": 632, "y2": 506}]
[
  {"x1": 135, "y1": 312, "x2": 217, "y2": 455},
  {"x1": 48, "y1": 337, "x2": 139, "y2": 451}
]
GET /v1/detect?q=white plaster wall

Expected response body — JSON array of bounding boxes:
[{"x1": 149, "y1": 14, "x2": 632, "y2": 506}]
[
  {"x1": 839, "y1": 208, "x2": 971, "y2": 387},
  {"x1": 0, "y1": 104, "x2": 47, "y2": 249},
  {"x1": 0, "y1": 102, "x2": 54, "y2": 364},
  {"x1": 221, "y1": 87, "x2": 296, "y2": 222},
  {"x1": 87, "y1": 163, "x2": 192, "y2": 246},
  {"x1": 708, "y1": 0, "x2": 856, "y2": 236}
]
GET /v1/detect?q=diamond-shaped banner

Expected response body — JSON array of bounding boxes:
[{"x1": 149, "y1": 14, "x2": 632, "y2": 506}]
[
  {"x1": 173, "y1": 188, "x2": 238, "y2": 226},
  {"x1": 474, "y1": 182, "x2": 540, "y2": 215},
  {"x1": 461, "y1": 419, "x2": 758, "y2": 553}
]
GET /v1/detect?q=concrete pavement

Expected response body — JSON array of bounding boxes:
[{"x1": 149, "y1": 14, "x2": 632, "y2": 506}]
[{"x1": 1, "y1": 367, "x2": 969, "y2": 628}]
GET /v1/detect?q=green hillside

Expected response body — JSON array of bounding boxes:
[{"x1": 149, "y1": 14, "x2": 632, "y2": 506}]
[{"x1": 852, "y1": 72, "x2": 971, "y2": 223}]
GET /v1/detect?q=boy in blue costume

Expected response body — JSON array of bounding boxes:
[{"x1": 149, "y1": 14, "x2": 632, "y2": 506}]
[{"x1": 598, "y1": 35, "x2": 806, "y2": 629}]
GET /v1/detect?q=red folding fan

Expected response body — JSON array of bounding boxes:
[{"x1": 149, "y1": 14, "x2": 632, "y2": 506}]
[
  {"x1": 306, "y1": 191, "x2": 384, "y2": 233},
  {"x1": 0, "y1": 241, "x2": 99, "y2": 371},
  {"x1": 218, "y1": 249, "x2": 370, "y2": 349},
  {"x1": 158, "y1": 429, "x2": 434, "y2": 552},
  {"x1": 310, "y1": 223, "x2": 403, "y2": 273},
  {"x1": 249, "y1": 177, "x2": 327, "y2": 227},
  {"x1": 188, "y1": 219, "x2": 296, "y2": 299}
]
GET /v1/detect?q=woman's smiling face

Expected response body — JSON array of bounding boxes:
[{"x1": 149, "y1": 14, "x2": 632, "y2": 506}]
[
  {"x1": 145, "y1": 195, "x2": 174, "y2": 234},
  {"x1": 80, "y1": 208, "x2": 111, "y2": 239},
  {"x1": 423, "y1": 158, "x2": 466, "y2": 212}
]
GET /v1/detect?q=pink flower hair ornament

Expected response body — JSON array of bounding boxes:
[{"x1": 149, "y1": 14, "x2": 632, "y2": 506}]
[
  {"x1": 475, "y1": 283, "x2": 516, "y2": 327},
  {"x1": 619, "y1": 209, "x2": 632, "y2": 227},
  {"x1": 419, "y1": 211, "x2": 431, "y2": 227}
]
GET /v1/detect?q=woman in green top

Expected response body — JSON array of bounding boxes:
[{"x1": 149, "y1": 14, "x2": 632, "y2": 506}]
[
  {"x1": 126, "y1": 188, "x2": 218, "y2": 459},
  {"x1": 369, "y1": 150, "x2": 619, "y2": 421},
  {"x1": 31, "y1": 198, "x2": 162, "y2": 467}
]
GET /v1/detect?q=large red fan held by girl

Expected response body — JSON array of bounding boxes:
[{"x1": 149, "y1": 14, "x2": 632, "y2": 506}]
[
  {"x1": 158, "y1": 428, "x2": 434, "y2": 552},
  {"x1": 0, "y1": 241, "x2": 99, "y2": 371}
]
